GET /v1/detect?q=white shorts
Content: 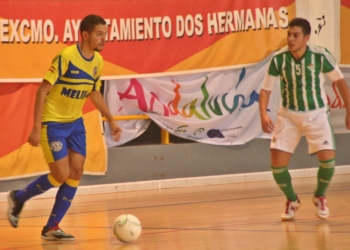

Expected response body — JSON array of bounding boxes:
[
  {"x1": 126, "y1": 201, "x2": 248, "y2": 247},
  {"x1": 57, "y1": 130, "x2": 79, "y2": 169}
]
[{"x1": 271, "y1": 107, "x2": 335, "y2": 154}]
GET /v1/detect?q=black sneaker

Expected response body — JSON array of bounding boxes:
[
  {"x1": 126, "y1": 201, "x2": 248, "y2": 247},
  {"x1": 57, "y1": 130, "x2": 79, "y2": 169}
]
[
  {"x1": 41, "y1": 225, "x2": 75, "y2": 241},
  {"x1": 7, "y1": 190, "x2": 24, "y2": 228}
]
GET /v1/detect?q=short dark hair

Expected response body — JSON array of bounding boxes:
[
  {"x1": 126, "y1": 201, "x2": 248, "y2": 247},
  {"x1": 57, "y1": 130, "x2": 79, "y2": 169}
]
[
  {"x1": 288, "y1": 18, "x2": 311, "y2": 36},
  {"x1": 80, "y1": 14, "x2": 106, "y2": 35}
]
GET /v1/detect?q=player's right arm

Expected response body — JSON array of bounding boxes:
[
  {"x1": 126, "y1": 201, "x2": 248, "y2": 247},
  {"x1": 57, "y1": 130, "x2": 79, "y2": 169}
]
[
  {"x1": 28, "y1": 80, "x2": 53, "y2": 147},
  {"x1": 259, "y1": 56, "x2": 279, "y2": 134},
  {"x1": 259, "y1": 88, "x2": 274, "y2": 134},
  {"x1": 28, "y1": 54, "x2": 68, "y2": 147}
]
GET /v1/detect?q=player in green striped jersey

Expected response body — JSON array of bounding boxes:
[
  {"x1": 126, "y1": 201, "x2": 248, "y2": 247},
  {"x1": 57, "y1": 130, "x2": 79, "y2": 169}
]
[{"x1": 259, "y1": 18, "x2": 350, "y2": 221}]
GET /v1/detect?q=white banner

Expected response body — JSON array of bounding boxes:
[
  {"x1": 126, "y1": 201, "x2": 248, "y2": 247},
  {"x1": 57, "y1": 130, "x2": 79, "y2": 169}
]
[
  {"x1": 104, "y1": 57, "x2": 350, "y2": 147},
  {"x1": 296, "y1": 0, "x2": 340, "y2": 62},
  {"x1": 104, "y1": 81, "x2": 152, "y2": 147},
  {"x1": 104, "y1": 56, "x2": 281, "y2": 146}
]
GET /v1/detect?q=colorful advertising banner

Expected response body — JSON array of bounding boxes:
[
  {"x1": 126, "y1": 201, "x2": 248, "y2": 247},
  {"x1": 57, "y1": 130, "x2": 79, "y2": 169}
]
[
  {"x1": 104, "y1": 56, "x2": 278, "y2": 146},
  {"x1": 0, "y1": 0, "x2": 295, "y2": 81},
  {"x1": 104, "y1": 61, "x2": 350, "y2": 146}
]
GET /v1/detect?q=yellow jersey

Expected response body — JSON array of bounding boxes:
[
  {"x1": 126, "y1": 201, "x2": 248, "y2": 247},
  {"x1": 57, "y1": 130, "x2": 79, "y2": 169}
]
[{"x1": 43, "y1": 44, "x2": 104, "y2": 123}]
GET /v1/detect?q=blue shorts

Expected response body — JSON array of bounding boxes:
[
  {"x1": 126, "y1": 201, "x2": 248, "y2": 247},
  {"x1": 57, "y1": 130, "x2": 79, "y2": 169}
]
[{"x1": 40, "y1": 118, "x2": 86, "y2": 163}]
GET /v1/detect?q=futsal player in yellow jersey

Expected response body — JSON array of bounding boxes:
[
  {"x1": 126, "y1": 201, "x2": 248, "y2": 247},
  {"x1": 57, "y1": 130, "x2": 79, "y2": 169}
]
[{"x1": 7, "y1": 14, "x2": 122, "y2": 241}]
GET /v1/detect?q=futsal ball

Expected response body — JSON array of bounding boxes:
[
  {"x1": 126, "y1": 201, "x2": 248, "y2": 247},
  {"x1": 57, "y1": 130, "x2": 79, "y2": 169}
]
[{"x1": 113, "y1": 214, "x2": 142, "y2": 243}]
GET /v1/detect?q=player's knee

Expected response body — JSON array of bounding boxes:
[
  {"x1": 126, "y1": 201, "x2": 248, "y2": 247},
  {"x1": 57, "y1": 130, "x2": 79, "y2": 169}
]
[
  {"x1": 50, "y1": 172, "x2": 69, "y2": 184},
  {"x1": 69, "y1": 168, "x2": 83, "y2": 180},
  {"x1": 49, "y1": 167, "x2": 70, "y2": 183}
]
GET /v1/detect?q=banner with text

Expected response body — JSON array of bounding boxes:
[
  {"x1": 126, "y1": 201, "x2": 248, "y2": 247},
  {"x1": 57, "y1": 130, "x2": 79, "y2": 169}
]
[
  {"x1": 296, "y1": 0, "x2": 340, "y2": 62},
  {"x1": 104, "y1": 58, "x2": 350, "y2": 146},
  {"x1": 295, "y1": 0, "x2": 350, "y2": 65},
  {"x1": 0, "y1": 0, "x2": 295, "y2": 81},
  {"x1": 0, "y1": 83, "x2": 107, "y2": 180},
  {"x1": 104, "y1": 56, "x2": 280, "y2": 146}
]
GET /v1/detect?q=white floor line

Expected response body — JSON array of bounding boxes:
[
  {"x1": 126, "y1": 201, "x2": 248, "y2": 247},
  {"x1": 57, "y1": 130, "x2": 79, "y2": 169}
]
[{"x1": 0, "y1": 165, "x2": 349, "y2": 203}]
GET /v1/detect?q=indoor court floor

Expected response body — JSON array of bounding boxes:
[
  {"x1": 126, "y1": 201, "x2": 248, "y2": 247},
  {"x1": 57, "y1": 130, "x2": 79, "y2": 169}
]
[{"x1": 1, "y1": 174, "x2": 350, "y2": 250}]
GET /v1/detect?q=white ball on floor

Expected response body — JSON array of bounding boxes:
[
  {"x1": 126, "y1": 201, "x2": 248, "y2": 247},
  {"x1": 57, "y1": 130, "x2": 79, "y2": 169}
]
[{"x1": 113, "y1": 214, "x2": 142, "y2": 243}]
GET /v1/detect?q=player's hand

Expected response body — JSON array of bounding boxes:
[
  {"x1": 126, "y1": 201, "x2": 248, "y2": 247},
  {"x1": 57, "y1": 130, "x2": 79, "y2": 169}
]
[
  {"x1": 345, "y1": 112, "x2": 350, "y2": 130},
  {"x1": 109, "y1": 121, "x2": 122, "y2": 141},
  {"x1": 28, "y1": 128, "x2": 41, "y2": 147},
  {"x1": 260, "y1": 114, "x2": 275, "y2": 134}
]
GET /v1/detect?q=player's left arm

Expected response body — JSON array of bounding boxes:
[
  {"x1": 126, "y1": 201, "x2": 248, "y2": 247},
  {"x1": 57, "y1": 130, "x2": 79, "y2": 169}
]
[
  {"x1": 89, "y1": 90, "x2": 122, "y2": 141},
  {"x1": 334, "y1": 78, "x2": 350, "y2": 130},
  {"x1": 323, "y1": 51, "x2": 350, "y2": 130}
]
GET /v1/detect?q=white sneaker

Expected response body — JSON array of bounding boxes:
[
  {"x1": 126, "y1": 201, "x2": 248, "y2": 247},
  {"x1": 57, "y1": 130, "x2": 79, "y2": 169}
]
[
  {"x1": 281, "y1": 196, "x2": 300, "y2": 221},
  {"x1": 313, "y1": 196, "x2": 329, "y2": 219}
]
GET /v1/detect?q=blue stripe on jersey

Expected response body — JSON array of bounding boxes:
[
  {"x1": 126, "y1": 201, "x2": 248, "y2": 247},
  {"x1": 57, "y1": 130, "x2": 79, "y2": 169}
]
[{"x1": 63, "y1": 61, "x2": 95, "y2": 81}]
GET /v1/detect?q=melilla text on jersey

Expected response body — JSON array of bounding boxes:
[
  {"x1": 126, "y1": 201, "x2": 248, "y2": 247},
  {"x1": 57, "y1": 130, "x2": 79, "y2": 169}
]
[{"x1": 61, "y1": 87, "x2": 89, "y2": 99}]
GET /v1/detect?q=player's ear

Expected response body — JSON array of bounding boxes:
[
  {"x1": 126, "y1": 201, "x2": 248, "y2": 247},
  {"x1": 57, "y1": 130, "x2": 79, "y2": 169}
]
[
  {"x1": 305, "y1": 34, "x2": 310, "y2": 42},
  {"x1": 82, "y1": 31, "x2": 89, "y2": 41}
]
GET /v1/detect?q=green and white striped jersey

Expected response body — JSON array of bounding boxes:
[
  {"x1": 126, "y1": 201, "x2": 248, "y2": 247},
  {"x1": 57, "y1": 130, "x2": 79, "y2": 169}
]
[{"x1": 266, "y1": 45, "x2": 341, "y2": 111}]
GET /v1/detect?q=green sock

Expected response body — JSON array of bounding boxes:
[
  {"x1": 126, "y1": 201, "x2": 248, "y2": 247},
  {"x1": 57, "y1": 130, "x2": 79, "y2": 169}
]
[
  {"x1": 315, "y1": 158, "x2": 335, "y2": 197},
  {"x1": 271, "y1": 166, "x2": 297, "y2": 201}
]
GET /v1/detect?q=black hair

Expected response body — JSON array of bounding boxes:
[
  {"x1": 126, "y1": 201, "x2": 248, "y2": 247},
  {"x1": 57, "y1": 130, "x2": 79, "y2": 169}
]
[
  {"x1": 80, "y1": 14, "x2": 106, "y2": 35},
  {"x1": 288, "y1": 18, "x2": 311, "y2": 36}
]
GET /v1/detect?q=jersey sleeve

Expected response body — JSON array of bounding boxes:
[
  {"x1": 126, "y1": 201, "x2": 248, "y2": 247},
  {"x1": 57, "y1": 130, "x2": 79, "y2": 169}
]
[
  {"x1": 43, "y1": 55, "x2": 69, "y2": 85},
  {"x1": 326, "y1": 65, "x2": 344, "y2": 82},
  {"x1": 262, "y1": 73, "x2": 279, "y2": 91},
  {"x1": 321, "y1": 49, "x2": 344, "y2": 81},
  {"x1": 261, "y1": 56, "x2": 280, "y2": 91},
  {"x1": 321, "y1": 49, "x2": 337, "y2": 74},
  {"x1": 267, "y1": 56, "x2": 280, "y2": 77},
  {"x1": 93, "y1": 77, "x2": 103, "y2": 91},
  {"x1": 92, "y1": 59, "x2": 104, "y2": 91}
]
